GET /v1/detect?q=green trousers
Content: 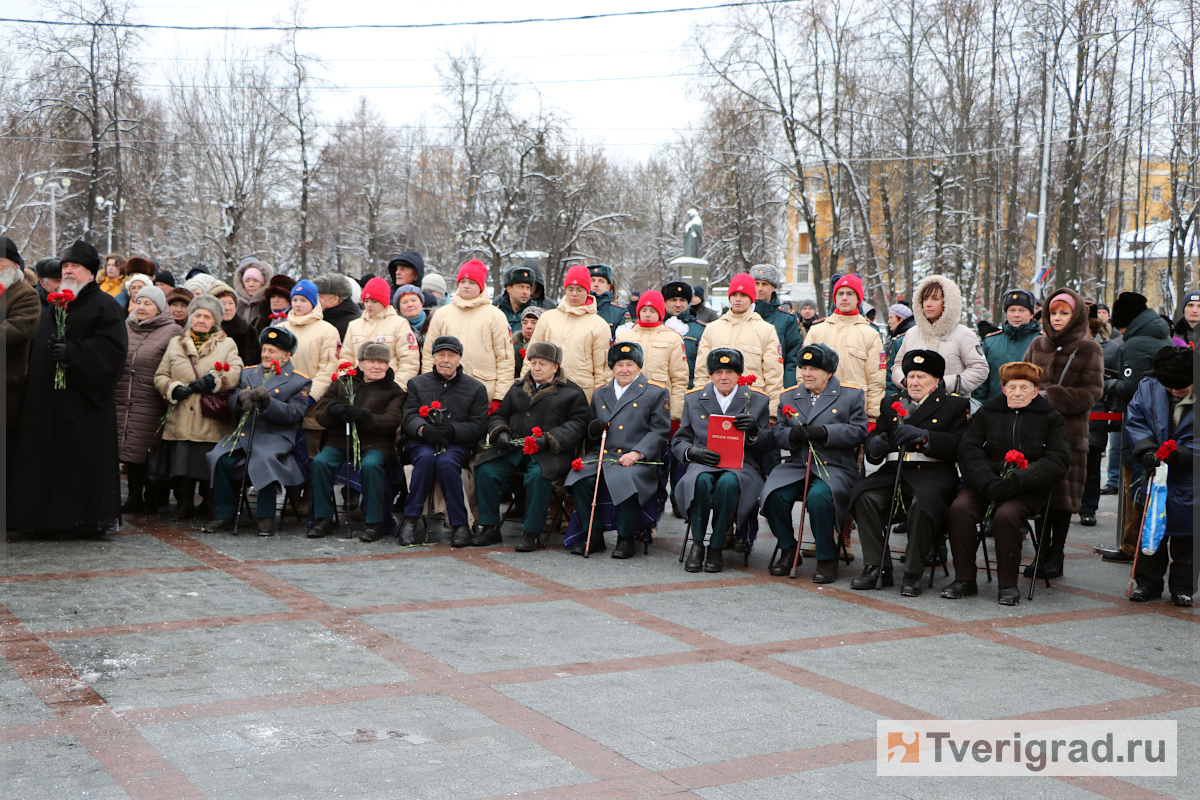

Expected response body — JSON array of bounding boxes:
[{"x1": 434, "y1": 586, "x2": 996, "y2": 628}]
[
  {"x1": 212, "y1": 453, "x2": 278, "y2": 520},
  {"x1": 851, "y1": 484, "x2": 930, "y2": 573},
  {"x1": 476, "y1": 451, "x2": 553, "y2": 534},
  {"x1": 690, "y1": 470, "x2": 740, "y2": 549},
  {"x1": 762, "y1": 476, "x2": 834, "y2": 560},
  {"x1": 312, "y1": 447, "x2": 387, "y2": 524},
  {"x1": 570, "y1": 475, "x2": 641, "y2": 539}
]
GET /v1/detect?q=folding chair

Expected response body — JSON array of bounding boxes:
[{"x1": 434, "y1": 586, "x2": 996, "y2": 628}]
[{"x1": 976, "y1": 495, "x2": 1053, "y2": 600}]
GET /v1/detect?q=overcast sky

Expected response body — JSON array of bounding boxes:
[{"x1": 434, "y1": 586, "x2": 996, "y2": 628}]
[{"x1": 5, "y1": 0, "x2": 732, "y2": 162}]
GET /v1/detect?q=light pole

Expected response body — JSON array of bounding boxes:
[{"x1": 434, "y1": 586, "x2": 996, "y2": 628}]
[
  {"x1": 96, "y1": 195, "x2": 116, "y2": 253},
  {"x1": 33, "y1": 176, "x2": 71, "y2": 254}
]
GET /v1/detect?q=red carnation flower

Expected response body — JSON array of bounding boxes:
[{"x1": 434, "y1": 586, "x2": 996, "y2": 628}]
[
  {"x1": 419, "y1": 405, "x2": 431, "y2": 417},
  {"x1": 571, "y1": 458, "x2": 584, "y2": 471},
  {"x1": 523, "y1": 437, "x2": 539, "y2": 455},
  {"x1": 531, "y1": 426, "x2": 543, "y2": 437},
  {"x1": 780, "y1": 404, "x2": 797, "y2": 418},
  {"x1": 269, "y1": 360, "x2": 282, "y2": 375},
  {"x1": 338, "y1": 361, "x2": 353, "y2": 370},
  {"x1": 430, "y1": 401, "x2": 442, "y2": 410},
  {"x1": 892, "y1": 400, "x2": 908, "y2": 418},
  {"x1": 519, "y1": 348, "x2": 527, "y2": 358},
  {"x1": 1156, "y1": 439, "x2": 1178, "y2": 462},
  {"x1": 736, "y1": 374, "x2": 758, "y2": 387}
]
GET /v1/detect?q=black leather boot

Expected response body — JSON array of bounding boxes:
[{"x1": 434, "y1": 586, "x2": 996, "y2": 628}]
[
  {"x1": 121, "y1": 463, "x2": 146, "y2": 514},
  {"x1": 173, "y1": 479, "x2": 197, "y2": 520},
  {"x1": 850, "y1": 565, "x2": 892, "y2": 590},
  {"x1": 684, "y1": 543, "x2": 705, "y2": 573},
  {"x1": 397, "y1": 517, "x2": 419, "y2": 546},
  {"x1": 611, "y1": 538, "x2": 636, "y2": 559}
]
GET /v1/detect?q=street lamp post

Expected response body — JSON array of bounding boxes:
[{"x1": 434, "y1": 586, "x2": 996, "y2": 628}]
[
  {"x1": 96, "y1": 195, "x2": 116, "y2": 253},
  {"x1": 33, "y1": 176, "x2": 72, "y2": 255}
]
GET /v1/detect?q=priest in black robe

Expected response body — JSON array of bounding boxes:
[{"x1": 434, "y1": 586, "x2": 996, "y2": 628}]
[{"x1": 8, "y1": 240, "x2": 128, "y2": 533}]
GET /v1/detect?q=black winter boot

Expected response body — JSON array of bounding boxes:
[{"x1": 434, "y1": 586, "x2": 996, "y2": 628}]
[
  {"x1": 121, "y1": 463, "x2": 146, "y2": 514},
  {"x1": 173, "y1": 479, "x2": 197, "y2": 520}
]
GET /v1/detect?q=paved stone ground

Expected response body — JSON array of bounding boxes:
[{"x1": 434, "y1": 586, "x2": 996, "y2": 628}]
[{"x1": 2, "y1": 488, "x2": 1195, "y2": 799}]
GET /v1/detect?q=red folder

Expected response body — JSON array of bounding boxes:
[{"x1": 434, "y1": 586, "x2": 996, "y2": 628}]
[{"x1": 706, "y1": 415, "x2": 745, "y2": 469}]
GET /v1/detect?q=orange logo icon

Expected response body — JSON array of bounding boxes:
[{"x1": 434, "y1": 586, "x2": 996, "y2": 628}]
[{"x1": 887, "y1": 731, "x2": 919, "y2": 763}]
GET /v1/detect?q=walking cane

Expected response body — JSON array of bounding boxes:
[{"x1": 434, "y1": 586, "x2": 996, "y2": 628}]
[
  {"x1": 584, "y1": 429, "x2": 608, "y2": 559},
  {"x1": 877, "y1": 446, "x2": 906, "y2": 589},
  {"x1": 342, "y1": 420, "x2": 353, "y2": 537},
  {"x1": 788, "y1": 449, "x2": 815, "y2": 579},
  {"x1": 232, "y1": 409, "x2": 258, "y2": 537},
  {"x1": 1126, "y1": 464, "x2": 1156, "y2": 597}
]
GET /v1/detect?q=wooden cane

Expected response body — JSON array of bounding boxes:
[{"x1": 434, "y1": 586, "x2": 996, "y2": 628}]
[
  {"x1": 788, "y1": 449, "x2": 815, "y2": 579},
  {"x1": 1126, "y1": 464, "x2": 1156, "y2": 597},
  {"x1": 584, "y1": 429, "x2": 608, "y2": 559}
]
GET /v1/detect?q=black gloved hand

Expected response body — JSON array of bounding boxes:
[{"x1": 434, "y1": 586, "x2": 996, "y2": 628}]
[
  {"x1": 188, "y1": 374, "x2": 217, "y2": 394},
  {"x1": 688, "y1": 445, "x2": 721, "y2": 467},
  {"x1": 992, "y1": 475, "x2": 1021, "y2": 502},
  {"x1": 328, "y1": 403, "x2": 349, "y2": 421},
  {"x1": 732, "y1": 413, "x2": 756, "y2": 433},
  {"x1": 346, "y1": 406, "x2": 370, "y2": 424},
  {"x1": 803, "y1": 424, "x2": 827, "y2": 443},
  {"x1": 494, "y1": 431, "x2": 514, "y2": 453},
  {"x1": 866, "y1": 434, "x2": 891, "y2": 461},
  {"x1": 1139, "y1": 450, "x2": 1162, "y2": 470},
  {"x1": 1166, "y1": 449, "x2": 1191, "y2": 471},
  {"x1": 171, "y1": 385, "x2": 192, "y2": 402},
  {"x1": 51, "y1": 342, "x2": 68, "y2": 363},
  {"x1": 788, "y1": 424, "x2": 810, "y2": 450},
  {"x1": 421, "y1": 425, "x2": 447, "y2": 449},
  {"x1": 239, "y1": 392, "x2": 257, "y2": 412},
  {"x1": 892, "y1": 425, "x2": 928, "y2": 449},
  {"x1": 588, "y1": 419, "x2": 610, "y2": 439},
  {"x1": 244, "y1": 386, "x2": 270, "y2": 410},
  {"x1": 434, "y1": 421, "x2": 456, "y2": 443}
]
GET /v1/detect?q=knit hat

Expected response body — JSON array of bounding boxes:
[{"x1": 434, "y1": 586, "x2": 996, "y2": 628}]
[
  {"x1": 124, "y1": 255, "x2": 157, "y2": 279},
  {"x1": 431, "y1": 335, "x2": 463, "y2": 356},
  {"x1": 832, "y1": 273, "x2": 863, "y2": 305},
  {"x1": 361, "y1": 277, "x2": 392, "y2": 307},
  {"x1": 241, "y1": 266, "x2": 265, "y2": 286},
  {"x1": 260, "y1": 325, "x2": 298, "y2": 354},
  {"x1": 1047, "y1": 291, "x2": 1076, "y2": 313},
  {"x1": 291, "y1": 279, "x2": 319, "y2": 308},
  {"x1": 166, "y1": 287, "x2": 194, "y2": 307},
  {"x1": 526, "y1": 341, "x2": 562, "y2": 366},
  {"x1": 392, "y1": 283, "x2": 423, "y2": 307},
  {"x1": 609, "y1": 341, "x2": 644, "y2": 369},
  {"x1": 748, "y1": 263, "x2": 784, "y2": 288},
  {"x1": 135, "y1": 284, "x2": 168, "y2": 313},
  {"x1": 313, "y1": 274, "x2": 352, "y2": 299},
  {"x1": 888, "y1": 303, "x2": 913, "y2": 320},
  {"x1": 662, "y1": 281, "x2": 693, "y2": 303},
  {"x1": 799, "y1": 342, "x2": 839, "y2": 373},
  {"x1": 2, "y1": 236, "x2": 23, "y2": 269},
  {"x1": 125, "y1": 273, "x2": 154, "y2": 292},
  {"x1": 901, "y1": 349, "x2": 946, "y2": 380},
  {"x1": 58, "y1": 239, "x2": 100, "y2": 274},
  {"x1": 1153, "y1": 346, "x2": 1195, "y2": 390},
  {"x1": 798, "y1": 298, "x2": 817, "y2": 310},
  {"x1": 456, "y1": 259, "x2": 488, "y2": 290},
  {"x1": 727, "y1": 272, "x2": 755, "y2": 300},
  {"x1": 1003, "y1": 289, "x2": 1036, "y2": 313},
  {"x1": 588, "y1": 264, "x2": 614, "y2": 285},
  {"x1": 35, "y1": 257, "x2": 61, "y2": 279},
  {"x1": 521, "y1": 305, "x2": 545, "y2": 321},
  {"x1": 262, "y1": 274, "x2": 297, "y2": 304},
  {"x1": 186, "y1": 294, "x2": 224, "y2": 328},
  {"x1": 503, "y1": 265, "x2": 536, "y2": 287},
  {"x1": 692, "y1": 285, "x2": 706, "y2": 301},
  {"x1": 422, "y1": 273, "x2": 448, "y2": 295},
  {"x1": 358, "y1": 342, "x2": 391, "y2": 363},
  {"x1": 206, "y1": 280, "x2": 237, "y2": 299},
  {"x1": 999, "y1": 361, "x2": 1043, "y2": 386},
  {"x1": 563, "y1": 265, "x2": 591, "y2": 290},
  {"x1": 186, "y1": 264, "x2": 211, "y2": 279},
  {"x1": 156, "y1": 269, "x2": 176, "y2": 288},
  {"x1": 1111, "y1": 292, "x2": 1148, "y2": 329},
  {"x1": 706, "y1": 347, "x2": 744, "y2": 375},
  {"x1": 636, "y1": 290, "x2": 665, "y2": 322}
]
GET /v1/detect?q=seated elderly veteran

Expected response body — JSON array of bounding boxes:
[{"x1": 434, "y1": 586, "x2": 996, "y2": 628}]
[
  {"x1": 761, "y1": 342, "x2": 868, "y2": 582},
  {"x1": 475, "y1": 341, "x2": 589, "y2": 552},
  {"x1": 673, "y1": 347, "x2": 773, "y2": 573},
  {"x1": 397, "y1": 335, "x2": 490, "y2": 547},
  {"x1": 566, "y1": 341, "x2": 671, "y2": 558},
  {"x1": 206, "y1": 326, "x2": 312, "y2": 535},
  {"x1": 847, "y1": 350, "x2": 971, "y2": 596},
  {"x1": 943, "y1": 361, "x2": 1070, "y2": 605},
  {"x1": 310, "y1": 342, "x2": 407, "y2": 543}
]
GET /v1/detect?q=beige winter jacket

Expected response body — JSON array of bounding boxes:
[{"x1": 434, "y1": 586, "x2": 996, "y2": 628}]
[
  {"x1": 422, "y1": 291, "x2": 515, "y2": 402},
  {"x1": 344, "y1": 304, "x2": 420, "y2": 391},
  {"x1": 693, "y1": 307, "x2": 784, "y2": 417},
  {"x1": 615, "y1": 320, "x2": 690, "y2": 419},
  {"x1": 282, "y1": 306, "x2": 341, "y2": 430},
  {"x1": 805, "y1": 312, "x2": 886, "y2": 421},
  {"x1": 891, "y1": 274, "x2": 988, "y2": 398},
  {"x1": 154, "y1": 330, "x2": 243, "y2": 443},
  {"x1": 522, "y1": 296, "x2": 612, "y2": 401}
]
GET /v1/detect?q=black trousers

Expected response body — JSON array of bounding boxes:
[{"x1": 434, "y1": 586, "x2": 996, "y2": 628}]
[{"x1": 1134, "y1": 536, "x2": 1195, "y2": 597}]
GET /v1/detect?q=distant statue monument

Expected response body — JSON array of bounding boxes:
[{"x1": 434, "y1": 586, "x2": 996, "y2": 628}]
[{"x1": 671, "y1": 207, "x2": 709, "y2": 282}]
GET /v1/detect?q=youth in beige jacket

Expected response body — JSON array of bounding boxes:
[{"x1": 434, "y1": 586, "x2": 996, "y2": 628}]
[
  {"x1": 344, "y1": 303, "x2": 420, "y2": 391},
  {"x1": 522, "y1": 296, "x2": 612, "y2": 401},
  {"x1": 421, "y1": 290, "x2": 515, "y2": 402},
  {"x1": 693, "y1": 308, "x2": 784, "y2": 417},
  {"x1": 282, "y1": 305, "x2": 341, "y2": 430},
  {"x1": 614, "y1": 321, "x2": 690, "y2": 419},
  {"x1": 804, "y1": 312, "x2": 886, "y2": 422}
]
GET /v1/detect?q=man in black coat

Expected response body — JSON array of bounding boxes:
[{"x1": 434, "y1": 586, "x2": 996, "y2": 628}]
[
  {"x1": 474, "y1": 341, "x2": 589, "y2": 551},
  {"x1": 8, "y1": 240, "x2": 129, "y2": 533},
  {"x1": 848, "y1": 350, "x2": 971, "y2": 596},
  {"x1": 397, "y1": 335, "x2": 489, "y2": 547},
  {"x1": 943, "y1": 361, "x2": 1070, "y2": 605}
]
